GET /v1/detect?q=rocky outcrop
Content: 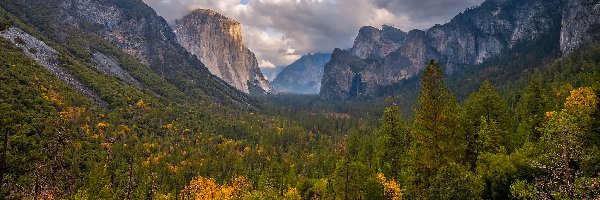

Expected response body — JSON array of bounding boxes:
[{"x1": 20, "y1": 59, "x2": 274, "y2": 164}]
[
  {"x1": 91, "y1": 52, "x2": 141, "y2": 88},
  {"x1": 351, "y1": 25, "x2": 407, "y2": 60},
  {"x1": 172, "y1": 9, "x2": 273, "y2": 94},
  {"x1": 272, "y1": 53, "x2": 331, "y2": 94},
  {"x1": 0, "y1": 27, "x2": 108, "y2": 107},
  {"x1": 321, "y1": 0, "x2": 569, "y2": 99}
]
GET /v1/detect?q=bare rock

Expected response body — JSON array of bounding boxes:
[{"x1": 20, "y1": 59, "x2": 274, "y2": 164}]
[{"x1": 172, "y1": 9, "x2": 273, "y2": 94}]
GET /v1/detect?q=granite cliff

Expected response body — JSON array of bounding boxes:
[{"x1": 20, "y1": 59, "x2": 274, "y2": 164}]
[{"x1": 172, "y1": 9, "x2": 273, "y2": 94}]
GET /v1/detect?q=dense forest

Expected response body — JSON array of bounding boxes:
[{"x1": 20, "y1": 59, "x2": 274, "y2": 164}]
[{"x1": 1, "y1": 2, "x2": 600, "y2": 199}]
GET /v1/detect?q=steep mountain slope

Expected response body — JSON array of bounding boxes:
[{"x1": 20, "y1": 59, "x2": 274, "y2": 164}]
[
  {"x1": 320, "y1": 0, "x2": 597, "y2": 100},
  {"x1": 272, "y1": 53, "x2": 331, "y2": 94},
  {"x1": 0, "y1": 11, "x2": 272, "y2": 197},
  {"x1": 0, "y1": 0, "x2": 253, "y2": 107},
  {"x1": 321, "y1": 25, "x2": 422, "y2": 99},
  {"x1": 172, "y1": 9, "x2": 273, "y2": 94},
  {"x1": 0, "y1": 26, "x2": 108, "y2": 107}
]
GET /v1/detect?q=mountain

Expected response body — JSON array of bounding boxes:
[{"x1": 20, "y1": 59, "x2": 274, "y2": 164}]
[
  {"x1": 272, "y1": 53, "x2": 331, "y2": 94},
  {"x1": 260, "y1": 66, "x2": 285, "y2": 82},
  {"x1": 0, "y1": 0, "x2": 253, "y2": 107},
  {"x1": 172, "y1": 9, "x2": 273, "y2": 94},
  {"x1": 351, "y1": 25, "x2": 407, "y2": 60},
  {"x1": 320, "y1": 0, "x2": 600, "y2": 100}
]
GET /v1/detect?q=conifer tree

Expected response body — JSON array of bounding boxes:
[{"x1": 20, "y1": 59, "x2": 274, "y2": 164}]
[
  {"x1": 378, "y1": 100, "x2": 410, "y2": 180},
  {"x1": 408, "y1": 60, "x2": 466, "y2": 197},
  {"x1": 463, "y1": 81, "x2": 511, "y2": 166},
  {"x1": 515, "y1": 77, "x2": 549, "y2": 144}
]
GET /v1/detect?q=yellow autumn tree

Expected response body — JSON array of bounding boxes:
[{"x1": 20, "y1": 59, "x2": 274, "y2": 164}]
[
  {"x1": 180, "y1": 176, "x2": 252, "y2": 200},
  {"x1": 283, "y1": 187, "x2": 301, "y2": 200},
  {"x1": 537, "y1": 87, "x2": 599, "y2": 197},
  {"x1": 377, "y1": 173, "x2": 402, "y2": 200},
  {"x1": 181, "y1": 176, "x2": 220, "y2": 200}
]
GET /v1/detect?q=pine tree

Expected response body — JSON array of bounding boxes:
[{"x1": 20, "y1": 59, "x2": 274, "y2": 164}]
[
  {"x1": 515, "y1": 77, "x2": 549, "y2": 144},
  {"x1": 463, "y1": 81, "x2": 511, "y2": 166},
  {"x1": 408, "y1": 60, "x2": 467, "y2": 198},
  {"x1": 378, "y1": 100, "x2": 410, "y2": 180}
]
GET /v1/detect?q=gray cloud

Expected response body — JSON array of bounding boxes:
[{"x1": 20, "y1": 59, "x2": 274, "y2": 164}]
[
  {"x1": 142, "y1": 0, "x2": 485, "y2": 67},
  {"x1": 373, "y1": 0, "x2": 486, "y2": 28}
]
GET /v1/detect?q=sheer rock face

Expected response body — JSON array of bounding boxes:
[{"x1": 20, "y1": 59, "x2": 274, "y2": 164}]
[
  {"x1": 560, "y1": 0, "x2": 600, "y2": 54},
  {"x1": 321, "y1": 0, "x2": 579, "y2": 100},
  {"x1": 272, "y1": 53, "x2": 331, "y2": 94},
  {"x1": 172, "y1": 9, "x2": 273, "y2": 94},
  {"x1": 320, "y1": 49, "x2": 366, "y2": 99}
]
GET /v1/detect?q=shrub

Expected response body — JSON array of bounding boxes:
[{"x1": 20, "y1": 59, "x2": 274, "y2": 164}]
[{"x1": 14, "y1": 36, "x2": 26, "y2": 45}]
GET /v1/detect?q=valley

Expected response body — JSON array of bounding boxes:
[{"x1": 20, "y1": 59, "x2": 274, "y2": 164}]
[{"x1": 0, "y1": 0, "x2": 600, "y2": 199}]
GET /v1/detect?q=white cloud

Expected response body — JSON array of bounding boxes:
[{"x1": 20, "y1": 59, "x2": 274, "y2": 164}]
[
  {"x1": 258, "y1": 59, "x2": 276, "y2": 68},
  {"x1": 143, "y1": 0, "x2": 485, "y2": 67}
]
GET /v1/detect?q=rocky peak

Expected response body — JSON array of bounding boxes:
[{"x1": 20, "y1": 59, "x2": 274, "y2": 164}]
[
  {"x1": 185, "y1": 9, "x2": 244, "y2": 47},
  {"x1": 351, "y1": 25, "x2": 407, "y2": 59},
  {"x1": 172, "y1": 9, "x2": 273, "y2": 94}
]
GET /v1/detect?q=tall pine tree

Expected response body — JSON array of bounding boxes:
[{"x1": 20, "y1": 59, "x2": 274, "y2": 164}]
[
  {"x1": 515, "y1": 77, "x2": 549, "y2": 144},
  {"x1": 377, "y1": 100, "x2": 410, "y2": 180},
  {"x1": 463, "y1": 81, "x2": 511, "y2": 167},
  {"x1": 408, "y1": 60, "x2": 467, "y2": 198}
]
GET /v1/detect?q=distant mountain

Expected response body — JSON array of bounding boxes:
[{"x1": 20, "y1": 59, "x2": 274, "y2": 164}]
[
  {"x1": 320, "y1": 0, "x2": 600, "y2": 100},
  {"x1": 272, "y1": 53, "x2": 331, "y2": 94},
  {"x1": 260, "y1": 66, "x2": 285, "y2": 81},
  {"x1": 172, "y1": 9, "x2": 273, "y2": 94}
]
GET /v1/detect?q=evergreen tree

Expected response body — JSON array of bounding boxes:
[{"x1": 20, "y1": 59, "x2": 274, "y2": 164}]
[
  {"x1": 463, "y1": 81, "x2": 511, "y2": 166},
  {"x1": 428, "y1": 163, "x2": 483, "y2": 200},
  {"x1": 515, "y1": 77, "x2": 549, "y2": 144},
  {"x1": 378, "y1": 100, "x2": 410, "y2": 180},
  {"x1": 408, "y1": 60, "x2": 466, "y2": 198},
  {"x1": 477, "y1": 118, "x2": 504, "y2": 154}
]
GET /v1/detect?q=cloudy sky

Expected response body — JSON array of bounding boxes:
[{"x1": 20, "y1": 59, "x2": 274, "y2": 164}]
[{"x1": 142, "y1": 0, "x2": 485, "y2": 68}]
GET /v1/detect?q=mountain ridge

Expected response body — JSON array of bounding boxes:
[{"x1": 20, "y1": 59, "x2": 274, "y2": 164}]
[{"x1": 320, "y1": 0, "x2": 599, "y2": 100}]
